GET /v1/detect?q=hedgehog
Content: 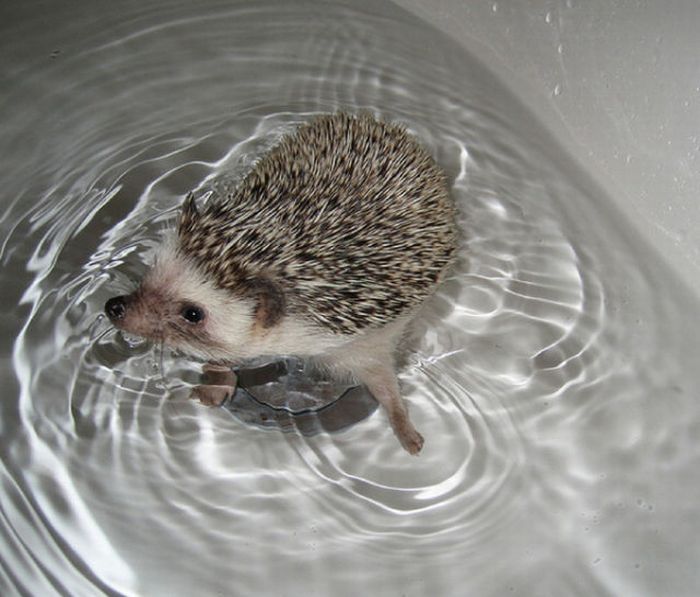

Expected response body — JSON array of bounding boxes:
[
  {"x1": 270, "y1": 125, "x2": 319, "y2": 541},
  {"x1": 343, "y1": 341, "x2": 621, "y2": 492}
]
[{"x1": 105, "y1": 113, "x2": 457, "y2": 454}]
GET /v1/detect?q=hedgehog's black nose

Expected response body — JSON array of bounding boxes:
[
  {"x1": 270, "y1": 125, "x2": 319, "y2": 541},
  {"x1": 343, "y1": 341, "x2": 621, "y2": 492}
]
[{"x1": 105, "y1": 296, "x2": 127, "y2": 321}]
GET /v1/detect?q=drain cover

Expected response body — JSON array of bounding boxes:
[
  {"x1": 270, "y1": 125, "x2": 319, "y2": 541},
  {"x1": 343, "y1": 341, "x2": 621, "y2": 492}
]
[{"x1": 224, "y1": 357, "x2": 378, "y2": 435}]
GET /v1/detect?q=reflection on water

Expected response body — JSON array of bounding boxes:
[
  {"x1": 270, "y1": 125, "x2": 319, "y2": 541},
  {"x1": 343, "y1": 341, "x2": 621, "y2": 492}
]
[{"x1": 1, "y1": 0, "x2": 699, "y2": 595}]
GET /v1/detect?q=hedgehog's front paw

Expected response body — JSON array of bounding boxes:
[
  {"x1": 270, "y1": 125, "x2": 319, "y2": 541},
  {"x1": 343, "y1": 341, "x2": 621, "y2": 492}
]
[
  {"x1": 397, "y1": 424, "x2": 425, "y2": 455},
  {"x1": 191, "y1": 364, "x2": 237, "y2": 406},
  {"x1": 190, "y1": 384, "x2": 234, "y2": 407}
]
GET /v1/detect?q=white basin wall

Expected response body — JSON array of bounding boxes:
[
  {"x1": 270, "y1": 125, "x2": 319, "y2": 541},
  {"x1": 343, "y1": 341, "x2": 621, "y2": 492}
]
[{"x1": 394, "y1": 0, "x2": 700, "y2": 295}]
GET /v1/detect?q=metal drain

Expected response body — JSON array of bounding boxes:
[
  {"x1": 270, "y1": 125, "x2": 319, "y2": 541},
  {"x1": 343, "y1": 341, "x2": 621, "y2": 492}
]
[{"x1": 223, "y1": 357, "x2": 378, "y2": 435}]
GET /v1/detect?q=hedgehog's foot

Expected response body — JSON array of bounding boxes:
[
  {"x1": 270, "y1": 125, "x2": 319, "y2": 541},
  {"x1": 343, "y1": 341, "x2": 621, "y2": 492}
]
[
  {"x1": 191, "y1": 385, "x2": 234, "y2": 407},
  {"x1": 392, "y1": 417, "x2": 425, "y2": 455},
  {"x1": 190, "y1": 363, "x2": 237, "y2": 407},
  {"x1": 360, "y1": 364, "x2": 424, "y2": 455}
]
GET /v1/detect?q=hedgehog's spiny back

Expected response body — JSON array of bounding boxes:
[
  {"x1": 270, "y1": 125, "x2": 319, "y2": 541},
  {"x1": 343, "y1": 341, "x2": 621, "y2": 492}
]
[{"x1": 178, "y1": 113, "x2": 457, "y2": 335}]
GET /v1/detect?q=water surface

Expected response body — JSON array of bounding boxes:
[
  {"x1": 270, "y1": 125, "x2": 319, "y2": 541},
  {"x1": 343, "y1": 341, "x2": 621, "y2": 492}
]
[{"x1": 1, "y1": 1, "x2": 699, "y2": 595}]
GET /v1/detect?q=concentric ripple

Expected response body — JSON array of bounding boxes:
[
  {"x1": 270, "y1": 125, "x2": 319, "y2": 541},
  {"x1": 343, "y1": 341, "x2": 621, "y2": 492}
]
[{"x1": 2, "y1": 1, "x2": 700, "y2": 596}]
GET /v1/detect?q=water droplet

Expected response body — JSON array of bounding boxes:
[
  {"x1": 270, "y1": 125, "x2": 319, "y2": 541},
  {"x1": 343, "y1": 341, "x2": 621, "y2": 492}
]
[
  {"x1": 492, "y1": 2, "x2": 498, "y2": 12},
  {"x1": 557, "y1": 44, "x2": 563, "y2": 54},
  {"x1": 545, "y1": 11, "x2": 553, "y2": 24},
  {"x1": 553, "y1": 83, "x2": 562, "y2": 96}
]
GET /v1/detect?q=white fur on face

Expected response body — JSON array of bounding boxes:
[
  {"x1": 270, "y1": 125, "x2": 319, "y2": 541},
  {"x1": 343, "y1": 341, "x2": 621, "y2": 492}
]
[
  {"x1": 141, "y1": 241, "x2": 346, "y2": 363},
  {"x1": 139, "y1": 245, "x2": 253, "y2": 361}
]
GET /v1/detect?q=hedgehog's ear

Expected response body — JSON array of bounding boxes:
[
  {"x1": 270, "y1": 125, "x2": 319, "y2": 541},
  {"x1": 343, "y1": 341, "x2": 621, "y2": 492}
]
[
  {"x1": 178, "y1": 192, "x2": 200, "y2": 235},
  {"x1": 245, "y1": 277, "x2": 286, "y2": 329}
]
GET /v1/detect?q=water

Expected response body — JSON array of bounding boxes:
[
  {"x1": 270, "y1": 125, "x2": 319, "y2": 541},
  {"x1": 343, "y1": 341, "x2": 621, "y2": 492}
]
[
  {"x1": 225, "y1": 356, "x2": 379, "y2": 435},
  {"x1": 2, "y1": 1, "x2": 699, "y2": 595}
]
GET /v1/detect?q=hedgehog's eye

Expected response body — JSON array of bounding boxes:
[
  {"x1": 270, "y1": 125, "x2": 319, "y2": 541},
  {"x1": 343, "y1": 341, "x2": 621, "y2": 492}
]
[{"x1": 181, "y1": 304, "x2": 205, "y2": 324}]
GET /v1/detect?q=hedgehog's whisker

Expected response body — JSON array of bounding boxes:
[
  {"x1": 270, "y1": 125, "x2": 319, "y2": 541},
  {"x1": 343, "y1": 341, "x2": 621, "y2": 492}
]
[
  {"x1": 157, "y1": 339, "x2": 168, "y2": 388},
  {"x1": 91, "y1": 314, "x2": 116, "y2": 342}
]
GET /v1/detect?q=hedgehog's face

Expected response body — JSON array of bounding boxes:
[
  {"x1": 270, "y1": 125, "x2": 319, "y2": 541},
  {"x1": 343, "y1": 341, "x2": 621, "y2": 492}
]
[{"x1": 104, "y1": 247, "x2": 255, "y2": 362}]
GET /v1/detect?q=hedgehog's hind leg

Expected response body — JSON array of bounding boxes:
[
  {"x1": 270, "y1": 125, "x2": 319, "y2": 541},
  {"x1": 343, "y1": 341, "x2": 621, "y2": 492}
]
[
  {"x1": 322, "y1": 319, "x2": 423, "y2": 454},
  {"x1": 359, "y1": 364, "x2": 424, "y2": 455}
]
